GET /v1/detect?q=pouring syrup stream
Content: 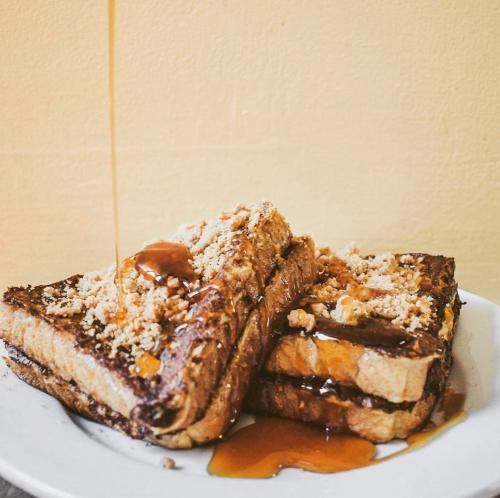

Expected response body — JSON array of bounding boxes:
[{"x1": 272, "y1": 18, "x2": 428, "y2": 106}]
[{"x1": 107, "y1": 0, "x2": 126, "y2": 317}]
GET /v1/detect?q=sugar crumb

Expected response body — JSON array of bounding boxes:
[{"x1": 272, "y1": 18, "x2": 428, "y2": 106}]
[
  {"x1": 161, "y1": 457, "x2": 176, "y2": 470},
  {"x1": 288, "y1": 309, "x2": 316, "y2": 332},
  {"x1": 309, "y1": 245, "x2": 434, "y2": 331}
]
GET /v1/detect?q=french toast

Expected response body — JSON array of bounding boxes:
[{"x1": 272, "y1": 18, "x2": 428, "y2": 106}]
[
  {"x1": 247, "y1": 244, "x2": 461, "y2": 442},
  {"x1": 0, "y1": 202, "x2": 317, "y2": 448}
]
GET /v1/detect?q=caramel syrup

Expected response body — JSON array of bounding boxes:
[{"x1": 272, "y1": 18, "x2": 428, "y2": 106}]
[
  {"x1": 209, "y1": 389, "x2": 466, "y2": 478},
  {"x1": 134, "y1": 352, "x2": 162, "y2": 378},
  {"x1": 208, "y1": 417, "x2": 376, "y2": 478},
  {"x1": 107, "y1": 0, "x2": 126, "y2": 315},
  {"x1": 104, "y1": 3, "x2": 466, "y2": 470},
  {"x1": 134, "y1": 242, "x2": 196, "y2": 287},
  {"x1": 107, "y1": 2, "x2": 196, "y2": 324},
  {"x1": 440, "y1": 388, "x2": 466, "y2": 420}
]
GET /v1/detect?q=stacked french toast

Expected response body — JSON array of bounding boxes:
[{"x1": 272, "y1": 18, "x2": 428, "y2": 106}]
[
  {"x1": 0, "y1": 202, "x2": 460, "y2": 447},
  {"x1": 248, "y1": 245, "x2": 460, "y2": 442}
]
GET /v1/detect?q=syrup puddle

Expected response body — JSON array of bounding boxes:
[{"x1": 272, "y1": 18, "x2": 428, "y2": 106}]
[
  {"x1": 208, "y1": 417, "x2": 375, "y2": 478},
  {"x1": 208, "y1": 389, "x2": 466, "y2": 478}
]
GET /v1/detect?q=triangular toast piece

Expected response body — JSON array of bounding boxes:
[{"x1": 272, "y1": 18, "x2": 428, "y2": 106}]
[
  {"x1": 247, "y1": 245, "x2": 461, "y2": 441},
  {"x1": 0, "y1": 203, "x2": 317, "y2": 446}
]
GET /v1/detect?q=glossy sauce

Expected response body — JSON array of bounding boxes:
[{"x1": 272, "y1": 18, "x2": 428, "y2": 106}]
[
  {"x1": 187, "y1": 283, "x2": 221, "y2": 302},
  {"x1": 307, "y1": 316, "x2": 411, "y2": 348},
  {"x1": 208, "y1": 417, "x2": 376, "y2": 478},
  {"x1": 209, "y1": 389, "x2": 466, "y2": 478},
  {"x1": 133, "y1": 352, "x2": 162, "y2": 378},
  {"x1": 106, "y1": 2, "x2": 466, "y2": 475},
  {"x1": 112, "y1": 258, "x2": 135, "y2": 326},
  {"x1": 107, "y1": 5, "x2": 195, "y2": 325},
  {"x1": 440, "y1": 388, "x2": 466, "y2": 420},
  {"x1": 321, "y1": 255, "x2": 354, "y2": 287},
  {"x1": 134, "y1": 241, "x2": 196, "y2": 286},
  {"x1": 345, "y1": 283, "x2": 389, "y2": 302}
]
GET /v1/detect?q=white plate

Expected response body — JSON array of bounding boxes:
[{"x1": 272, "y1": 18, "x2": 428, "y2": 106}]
[{"x1": 0, "y1": 290, "x2": 499, "y2": 498}]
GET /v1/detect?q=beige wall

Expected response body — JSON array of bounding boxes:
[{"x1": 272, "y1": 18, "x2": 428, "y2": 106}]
[{"x1": 1, "y1": 0, "x2": 499, "y2": 302}]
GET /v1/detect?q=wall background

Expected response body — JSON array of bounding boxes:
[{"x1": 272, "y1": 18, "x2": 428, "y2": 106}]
[{"x1": 1, "y1": 0, "x2": 499, "y2": 302}]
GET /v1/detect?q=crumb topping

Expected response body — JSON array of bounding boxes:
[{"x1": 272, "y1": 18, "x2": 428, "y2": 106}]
[
  {"x1": 287, "y1": 309, "x2": 316, "y2": 332},
  {"x1": 41, "y1": 203, "x2": 275, "y2": 368},
  {"x1": 291, "y1": 244, "x2": 434, "y2": 332},
  {"x1": 329, "y1": 295, "x2": 371, "y2": 326}
]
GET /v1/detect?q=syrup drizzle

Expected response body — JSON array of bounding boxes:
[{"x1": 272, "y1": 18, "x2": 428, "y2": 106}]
[
  {"x1": 310, "y1": 316, "x2": 412, "y2": 348},
  {"x1": 134, "y1": 242, "x2": 196, "y2": 287},
  {"x1": 107, "y1": 0, "x2": 126, "y2": 313},
  {"x1": 208, "y1": 388, "x2": 466, "y2": 478},
  {"x1": 380, "y1": 389, "x2": 466, "y2": 462},
  {"x1": 107, "y1": 3, "x2": 195, "y2": 323},
  {"x1": 133, "y1": 352, "x2": 162, "y2": 378}
]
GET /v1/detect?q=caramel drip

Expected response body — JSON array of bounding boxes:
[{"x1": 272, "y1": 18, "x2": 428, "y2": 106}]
[
  {"x1": 440, "y1": 388, "x2": 466, "y2": 420},
  {"x1": 134, "y1": 353, "x2": 162, "y2": 378},
  {"x1": 134, "y1": 242, "x2": 196, "y2": 286},
  {"x1": 311, "y1": 316, "x2": 411, "y2": 348},
  {"x1": 346, "y1": 283, "x2": 389, "y2": 302},
  {"x1": 381, "y1": 389, "x2": 466, "y2": 461},
  {"x1": 322, "y1": 256, "x2": 354, "y2": 287},
  {"x1": 187, "y1": 283, "x2": 221, "y2": 302},
  {"x1": 403, "y1": 411, "x2": 466, "y2": 450}
]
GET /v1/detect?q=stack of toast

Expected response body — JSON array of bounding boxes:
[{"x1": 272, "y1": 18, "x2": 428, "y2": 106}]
[
  {"x1": 0, "y1": 202, "x2": 460, "y2": 447},
  {"x1": 247, "y1": 245, "x2": 460, "y2": 442}
]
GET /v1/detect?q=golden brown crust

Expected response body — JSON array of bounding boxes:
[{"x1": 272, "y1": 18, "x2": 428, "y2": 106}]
[
  {"x1": 249, "y1": 263, "x2": 461, "y2": 441},
  {"x1": 160, "y1": 237, "x2": 317, "y2": 447}
]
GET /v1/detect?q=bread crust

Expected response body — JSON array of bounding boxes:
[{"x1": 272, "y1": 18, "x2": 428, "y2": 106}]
[{"x1": 249, "y1": 283, "x2": 461, "y2": 442}]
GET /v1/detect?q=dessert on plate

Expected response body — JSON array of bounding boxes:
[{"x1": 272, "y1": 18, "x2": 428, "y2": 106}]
[
  {"x1": 0, "y1": 202, "x2": 460, "y2": 450},
  {"x1": 0, "y1": 202, "x2": 317, "y2": 448},
  {"x1": 247, "y1": 244, "x2": 460, "y2": 442}
]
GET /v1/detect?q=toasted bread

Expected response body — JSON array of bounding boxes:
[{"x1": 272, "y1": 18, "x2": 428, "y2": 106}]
[
  {"x1": 247, "y1": 245, "x2": 461, "y2": 441},
  {"x1": 0, "y1": 203, "x2": 317, "y2": 446},
  {"x1": 265, "y1": 247, "x2": 459, "y2": 403}
]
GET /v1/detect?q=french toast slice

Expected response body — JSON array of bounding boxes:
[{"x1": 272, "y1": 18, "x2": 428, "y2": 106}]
[
  {"x1": 264, "y1": 246, "x2": 459, "y2": 403},
  {"x1": 0, "y1": 203, "x2": 317, "y2": 446},
  {"x1": 246, "y1": 245, "x2": 461, "y2": 441},
  {"x1": 247, "y1": 370, "x2": 442, "y2": 443},
  {"x1": 4, "y1": 237, "x2": 317, "y2": 447}
]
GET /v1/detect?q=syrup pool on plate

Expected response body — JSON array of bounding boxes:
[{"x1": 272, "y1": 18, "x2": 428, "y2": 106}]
[{"x1": 208, "y1": 389, "x2": 466, "y2": 478}]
